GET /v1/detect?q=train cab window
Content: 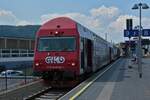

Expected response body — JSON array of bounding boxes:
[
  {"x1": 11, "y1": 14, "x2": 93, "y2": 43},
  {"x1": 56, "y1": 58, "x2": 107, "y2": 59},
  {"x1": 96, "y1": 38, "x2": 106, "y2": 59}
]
[{"x1": 38, "y1": 37, "x2": 76, "y2": 52}]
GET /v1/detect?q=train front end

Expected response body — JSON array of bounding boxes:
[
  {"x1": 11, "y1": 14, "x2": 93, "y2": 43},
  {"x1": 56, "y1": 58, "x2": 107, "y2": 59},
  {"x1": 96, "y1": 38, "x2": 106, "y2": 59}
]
[{"x1": 33, "y1": 17, "x2": 80, "y2": 80}]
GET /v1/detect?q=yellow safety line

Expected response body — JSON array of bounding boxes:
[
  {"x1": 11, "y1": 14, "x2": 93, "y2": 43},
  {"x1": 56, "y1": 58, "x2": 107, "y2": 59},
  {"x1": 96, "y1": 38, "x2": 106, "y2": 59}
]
[
  {"x1": 69, "y1": 58, "x2": 121, "y2": 100},
  {"x1": 69, "y1": 81, "x2": 92, "y2": 100}
]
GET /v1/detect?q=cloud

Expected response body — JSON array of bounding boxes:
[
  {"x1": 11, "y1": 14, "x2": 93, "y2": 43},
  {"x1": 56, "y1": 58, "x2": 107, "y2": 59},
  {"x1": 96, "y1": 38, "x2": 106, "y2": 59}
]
[
  {"x1": 108, "y1": 15, "x2": 150, "y2": 33},
  {"x1": 0, "y1": 9, "x2": 17, "y2": 25},
  {"x1": 0, "y1": 9, "x2": 16, "y2": 18},
  {"x1": 90, "y1": 5, "x2": 119, "y2": 18},
  {"x1": 142, "y1": 17, "x2": 150, "y2": 28},
  {"x1": 0, "y1": 9, "x2": 32, "y2": 25},
  {"x1": 108, "y1": 15, "x2": 134, "y2": 33},
  {"x1": 107, "y1": 15, "x2": 150, "y2": 42},
  {"x1": 107, "y1": 15, "x2": 134, "y2": 42},
  {"x1": 16, "y1": 20, "x2": 33, "y2": 26}
]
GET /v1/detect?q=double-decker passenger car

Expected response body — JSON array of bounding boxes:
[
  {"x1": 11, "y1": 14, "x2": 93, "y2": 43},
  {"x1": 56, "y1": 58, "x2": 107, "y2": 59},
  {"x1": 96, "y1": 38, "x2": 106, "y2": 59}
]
[{"x1": 33, "y1": 17, "x2": 120, "y2": 80}]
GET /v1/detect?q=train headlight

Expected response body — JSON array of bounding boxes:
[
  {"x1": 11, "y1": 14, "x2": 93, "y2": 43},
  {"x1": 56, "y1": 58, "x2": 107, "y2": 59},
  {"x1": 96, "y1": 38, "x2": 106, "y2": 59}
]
[
  {"x1": 71, "y1": 62, "x2": 76, "y2": 66},
  {"x1": 35, "y1": 63, "x2": 39, "y2": 66},
  {"x1": 55, "y1": 31, "x2": 58, "y2": 34}
]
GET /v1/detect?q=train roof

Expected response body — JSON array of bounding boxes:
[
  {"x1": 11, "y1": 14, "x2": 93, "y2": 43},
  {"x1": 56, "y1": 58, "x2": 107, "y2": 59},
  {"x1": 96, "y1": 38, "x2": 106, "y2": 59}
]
[
  {"x1": 39, "y1": 17, "x2": 101, "y2": 38},
  {"x1": 39, "y1": 17, "x2": 76, "y2": 30}
]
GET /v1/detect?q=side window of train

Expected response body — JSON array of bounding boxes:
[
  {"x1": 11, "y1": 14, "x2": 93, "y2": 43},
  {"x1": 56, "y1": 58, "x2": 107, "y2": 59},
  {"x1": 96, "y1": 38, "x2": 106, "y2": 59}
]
[
  {"x1": 81, "y1": 42, "x2": 84, "y2": 51},
  {"x1": 80, "y1": 39, "x2": 84, "y2": 51}
]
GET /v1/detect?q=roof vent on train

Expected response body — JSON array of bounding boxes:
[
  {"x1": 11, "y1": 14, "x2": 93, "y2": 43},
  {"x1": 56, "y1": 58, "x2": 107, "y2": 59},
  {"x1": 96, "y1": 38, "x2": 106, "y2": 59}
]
[{"x1": 57, "y1": 25, "x2": 60, "y2": 28}]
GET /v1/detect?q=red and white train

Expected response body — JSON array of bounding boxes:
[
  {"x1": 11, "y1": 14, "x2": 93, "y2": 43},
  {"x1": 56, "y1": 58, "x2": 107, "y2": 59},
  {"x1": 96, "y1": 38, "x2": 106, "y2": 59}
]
[{"x1": 33, "y1": 17, "x2": 120, "y2": 80}]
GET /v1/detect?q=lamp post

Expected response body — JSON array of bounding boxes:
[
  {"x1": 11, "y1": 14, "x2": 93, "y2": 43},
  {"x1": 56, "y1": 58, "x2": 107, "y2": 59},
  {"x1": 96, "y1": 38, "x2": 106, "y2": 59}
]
[{"x1": 132, "y1": 3, "x2": 149, "y2": 78}]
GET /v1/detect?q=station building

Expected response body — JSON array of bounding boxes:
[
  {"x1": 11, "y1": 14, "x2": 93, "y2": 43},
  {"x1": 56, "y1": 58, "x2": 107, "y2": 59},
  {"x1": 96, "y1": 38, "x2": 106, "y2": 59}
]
[{"x1": 0, "y1": 25, "x2": 40, "y2": 57}]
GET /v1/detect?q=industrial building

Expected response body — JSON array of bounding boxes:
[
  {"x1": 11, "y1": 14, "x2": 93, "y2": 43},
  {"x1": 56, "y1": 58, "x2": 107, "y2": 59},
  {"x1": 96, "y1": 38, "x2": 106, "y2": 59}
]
[{"x1": 0, "y1": 25, "x2": 40, "y2": 57}]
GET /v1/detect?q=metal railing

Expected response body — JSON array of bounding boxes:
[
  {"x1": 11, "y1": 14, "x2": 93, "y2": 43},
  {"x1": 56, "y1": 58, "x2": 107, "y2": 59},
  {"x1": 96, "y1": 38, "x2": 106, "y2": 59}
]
[{"x1": 0, "y1": 49, "x2": 34, "y2": 57}]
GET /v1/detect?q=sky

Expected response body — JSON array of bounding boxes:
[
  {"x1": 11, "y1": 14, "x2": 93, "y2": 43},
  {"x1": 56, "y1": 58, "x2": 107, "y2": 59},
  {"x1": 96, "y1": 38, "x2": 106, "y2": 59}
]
[{"x1": 0, "y1": 0, "x2": 150, "y2": 43}]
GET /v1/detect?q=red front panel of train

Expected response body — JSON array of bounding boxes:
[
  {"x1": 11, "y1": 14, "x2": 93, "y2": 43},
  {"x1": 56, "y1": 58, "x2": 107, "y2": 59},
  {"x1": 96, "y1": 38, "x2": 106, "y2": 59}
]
[
  {"x1": 34, "y1": 33, "x2": 80, "y2": 75},
  {"x1": 34, "y1": 51, "x2": 78, "y2": 72},
  {"x1": 33, "y1": 17, "x2": 81, "y2": 75}
]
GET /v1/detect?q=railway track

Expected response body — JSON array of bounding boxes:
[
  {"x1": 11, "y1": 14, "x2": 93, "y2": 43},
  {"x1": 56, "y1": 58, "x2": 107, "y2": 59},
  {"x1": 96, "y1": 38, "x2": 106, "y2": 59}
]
[{"x1": 25, "y1": 87, "x2": 71, "y2": 100}]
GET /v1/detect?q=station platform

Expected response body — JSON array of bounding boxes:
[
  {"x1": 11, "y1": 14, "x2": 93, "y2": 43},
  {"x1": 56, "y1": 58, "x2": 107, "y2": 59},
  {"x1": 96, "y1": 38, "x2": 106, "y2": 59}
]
[
  {"x1": 60, "y1": 57, "x2": 150, "y2": 100},
  {"x1": 0, "y1": 57, "x2": 33, "y2": 68}
]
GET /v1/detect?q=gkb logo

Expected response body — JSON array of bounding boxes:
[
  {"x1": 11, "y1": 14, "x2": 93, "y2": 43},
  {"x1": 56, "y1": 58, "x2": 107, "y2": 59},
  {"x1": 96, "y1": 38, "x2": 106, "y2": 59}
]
[{"x1": 45, "y1": 56, "x2": 65, "y2": 64}]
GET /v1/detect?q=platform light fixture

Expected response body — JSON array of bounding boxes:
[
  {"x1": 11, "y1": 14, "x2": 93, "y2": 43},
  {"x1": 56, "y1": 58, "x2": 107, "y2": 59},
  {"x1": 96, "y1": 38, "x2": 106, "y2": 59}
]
[{"x1": 132, "y1": 2, "x2": 149, "y2": 78}]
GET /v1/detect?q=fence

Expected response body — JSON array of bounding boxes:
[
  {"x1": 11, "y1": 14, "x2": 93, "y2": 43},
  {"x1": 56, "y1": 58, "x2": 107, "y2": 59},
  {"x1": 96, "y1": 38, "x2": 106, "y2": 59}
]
[{"x1": 0, "y1": 49, "x2": 34, "y2": 57}]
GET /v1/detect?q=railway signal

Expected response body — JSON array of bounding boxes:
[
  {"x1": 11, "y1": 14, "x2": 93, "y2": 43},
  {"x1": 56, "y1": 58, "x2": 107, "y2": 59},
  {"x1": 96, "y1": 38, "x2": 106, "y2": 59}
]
[{"x1": 126, "y1": 19, "x2": 133, "y2": 30}]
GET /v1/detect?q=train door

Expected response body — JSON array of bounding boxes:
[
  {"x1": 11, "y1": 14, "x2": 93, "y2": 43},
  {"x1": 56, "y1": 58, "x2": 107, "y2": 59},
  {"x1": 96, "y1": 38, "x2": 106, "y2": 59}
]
[
  {"x1": 87, "y1": 39, "x2": 93, "y2": 72},
  {"x1": 83, "y1": 39, "x2": 88, "y2": 71},
  {"x1": 80, "y1": 38, "x2": 93, "y2": 74}
]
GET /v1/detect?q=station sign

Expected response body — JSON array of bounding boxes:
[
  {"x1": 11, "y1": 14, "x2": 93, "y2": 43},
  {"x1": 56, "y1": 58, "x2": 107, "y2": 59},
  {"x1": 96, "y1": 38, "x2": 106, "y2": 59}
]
[
  {"x1": 124, "y1": 30, "x2": 139, "y2": 37},
  {"x1": 142, "y1": 29, "x2": 150, "y2": 36},
  {"x1": 124, "y1": 29, "x2": 150, "y2": 37}
]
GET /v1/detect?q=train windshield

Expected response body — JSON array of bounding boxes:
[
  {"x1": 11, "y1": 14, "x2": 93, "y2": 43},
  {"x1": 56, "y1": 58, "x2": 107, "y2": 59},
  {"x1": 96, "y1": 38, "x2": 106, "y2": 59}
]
[{"x1": 38, "y1": 37, "x2": 76, "y2": 51}]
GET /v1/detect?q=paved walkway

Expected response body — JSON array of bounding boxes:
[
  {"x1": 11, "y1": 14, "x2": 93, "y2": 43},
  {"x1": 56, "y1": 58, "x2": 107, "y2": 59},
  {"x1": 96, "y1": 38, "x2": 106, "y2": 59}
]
[
  {"x1": 109, "y1": 58, "x2": 150, "y2": 100},
  {"x1": 73, "y1": 57, "x2": 150, "y2": 100},
  {"x1": 77, "y1": 58, "x2": 150, "y2": 100}
]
